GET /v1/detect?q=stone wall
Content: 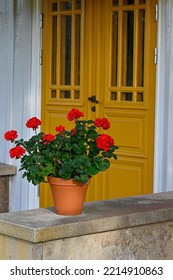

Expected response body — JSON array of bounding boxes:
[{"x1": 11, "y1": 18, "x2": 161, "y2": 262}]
[
  {"x1": 0, "y1": 163, "x2": 16, "y2": 213},
  {"x1": 0, "y1": 177, "x2": 9, "y2": 213},
  {"x1": 0, "y1": 191, "x2": 173, "y2": 260}
]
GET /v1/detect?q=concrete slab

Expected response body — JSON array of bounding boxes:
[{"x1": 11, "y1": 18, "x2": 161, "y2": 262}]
[
  {"x1": 0, "y1": 191, "x2": 173, "y2": 243},
  {"x1": 0, "y1": 163, "x2": 16, "y2": 176}
]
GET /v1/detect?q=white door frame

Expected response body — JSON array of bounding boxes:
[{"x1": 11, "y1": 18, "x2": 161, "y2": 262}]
[{"x1": 154, "y1": 0, "x2": 173, "y2": 193}]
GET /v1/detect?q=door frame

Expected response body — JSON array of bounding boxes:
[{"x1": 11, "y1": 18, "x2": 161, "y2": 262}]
[{"x1": 154, "y1": 0, "x2": 173, "y2": 193}]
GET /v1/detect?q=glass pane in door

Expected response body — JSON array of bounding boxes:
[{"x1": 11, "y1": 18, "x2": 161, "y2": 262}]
[
  {"x1": 60, "y1": 15, "x2": 72, "y2": 85},
  {"x1": 112, "y1": 0, "x2": 119, "y2": 6},
  {"x1": 121, "y1": 11, "x2": 134, "y2": 86},
  {"x1": 137, "y1": 10, "x2": 145, "y2": 87},
  {"x1": 111, "y1": 11, "x2": 118, "y2": 86},
  {"x1": 75, "y1": 0, "x2": 81, "y2": 9},
  {"x1": 51, "y1": 16, "x2": 57, "y2": 85},
  {"x1": 52, "y1": 2, "x2": 58, "y2": 12},
  {"x1": 123, "y1": 0, "x2": 134, "y2": 4},
  {"x1": 74, "y1": 14, "x2": 81, "y2": 85},
  {"x1": 60, "y1": 1, "x2": 72, "y2": 11}
]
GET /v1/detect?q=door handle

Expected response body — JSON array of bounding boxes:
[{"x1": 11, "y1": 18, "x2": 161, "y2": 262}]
[{"x1": 88, "y1": 95, "x2": 99, "y2": 104}]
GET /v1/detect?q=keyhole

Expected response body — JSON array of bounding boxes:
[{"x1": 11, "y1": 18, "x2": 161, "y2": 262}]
[{"x1": 91, "y1": 106, "x2": 96, "y2": 112}]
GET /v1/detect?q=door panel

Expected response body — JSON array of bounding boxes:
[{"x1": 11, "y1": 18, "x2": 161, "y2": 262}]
[
  {"x1": 41, "y1": 0, "x2": 157, "y2": 207},
  {"x1": 106, "y1": 110, "x2": 147, "y2": 157},
  {"x1": 107, "y1": 158, "x2": 146, "y2": 197}
]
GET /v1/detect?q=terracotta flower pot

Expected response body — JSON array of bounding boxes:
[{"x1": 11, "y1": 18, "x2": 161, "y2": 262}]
[{"x1": 48, "y1": 177, "x2": 90, "y2": 216}]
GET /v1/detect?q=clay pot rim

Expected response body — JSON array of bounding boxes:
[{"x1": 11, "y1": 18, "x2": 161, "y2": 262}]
[{"x1": 48, "y1": 176, "x2": 91, "y2": 186}]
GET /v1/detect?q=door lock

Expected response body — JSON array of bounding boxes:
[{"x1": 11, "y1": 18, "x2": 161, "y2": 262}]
[{"x1": 88, "y1": 95, "x2": 99, "y2": 104}]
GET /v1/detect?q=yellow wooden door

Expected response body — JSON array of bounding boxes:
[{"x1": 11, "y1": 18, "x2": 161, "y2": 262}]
[{"x1": 40, "y1": 0, "x2": 157, "y2": 207}]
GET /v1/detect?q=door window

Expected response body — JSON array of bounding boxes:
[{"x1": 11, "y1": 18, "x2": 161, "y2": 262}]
[
  {"x1": 111, "y1": 0, "x2": 145, "y2": 103},
  {"x1": 50, "y1": 0, "x2": 81, "y2": 101}
]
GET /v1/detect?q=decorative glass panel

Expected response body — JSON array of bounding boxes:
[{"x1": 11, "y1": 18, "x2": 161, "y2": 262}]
[
  {"x1": 121, "y1": 92, "x2": 133, "y2": 101},
  {"x1": 111, "y1": 12, "x2": 118, "y2": 86},
  {"x1": 51, "y1": 16, "x2": 57, "y2": 85},
  {"x1": 112, "y1": 0, "x2": 119, "y2": 6},
  {"x1": 110, "y1": 92, "x2": 117, "y2": 101},
  {"x1": 137, "y1": 10, "x2": 145, "y2": 87},
  {"x1": 60, "y1": 15, "x2": 72, "y2": 85},
  {"x1": 123, "y1": 0, "x2": 134, "y2": 4},
  {"x1": 74, "y1": 91, "x2": 80, "y2": 99},
  {"x1": 74, "y1": 14, "x2": 81, "y2": 85},
  {"x1": 60, "y1": 91, "x2": 71, "y2": 98},
  {"x1": 121, "y1": 11, "x2": 134, "y2": 86},
  {"x1": 60, "y1": 1, "x2": 72, "y2": 11}
]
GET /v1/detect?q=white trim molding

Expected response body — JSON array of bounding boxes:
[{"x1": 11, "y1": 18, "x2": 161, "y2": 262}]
[
  {"x1": 0, "y1": 0, "x2": 42, "y2": 210},
  {"x1": 154, "y1": 0, "x2": 173, "y2": 193}
]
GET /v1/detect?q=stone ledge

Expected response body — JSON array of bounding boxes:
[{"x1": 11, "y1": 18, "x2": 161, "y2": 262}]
[
  {"x1": 0, "y1": 163, "x2": 16, "y2": 176},
  {"x1": 0, "y1": 191, "x2": 173, "y2": 243}
]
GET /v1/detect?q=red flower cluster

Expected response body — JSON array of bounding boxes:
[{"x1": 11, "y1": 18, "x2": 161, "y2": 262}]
[
  {"x1": 55, "y1": 125, "x2": 65, "y2": 134},
  {"x1": 42, "y1": 134, "x2": 55, "y2": 144},
  {"x1": 3, "y1": 107, "x2": 118, "y2": 185},
  {"x1": 67, "y1": 108, "x2": 84, "y2": 121},
  {"x1": 9, "y1": 146, "x2": 26, "y2": 159},
  {"x1": 96, "y1": 134, "x2": 114, "y2": 151},
  {"x1": 94, "y1": 118, "x2": 110, "y2": 130},
  {"x1": 4, "y1": 130, "x2": 18, "y2": 141},
  {"x1": 26, "y1": 117, "x2": 41, "y2": 130}
]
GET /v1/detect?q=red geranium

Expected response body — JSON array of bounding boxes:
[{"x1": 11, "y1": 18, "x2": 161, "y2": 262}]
[
  {"x1": 96, "y1": 134, "x2": 114, "y2": 151},
  {"x1": 26, "y1": 117, "x2": 41, "y2": 130},
  {"x1": 4, "y1": 130, "x2": 18, "y2": 141},
  {"x1": 94, "y1": 118, "x2": 110, "y2": 130},
  {"x1": 9, "y1": 146, "x2": 26, "y2": 159},
  {"x1": 55, "y1": 125, "x2": 65, "y2": 134},
  {"x1": 67, "y1": 108, "x2": 84, "y2": 121},
  {"x1": 42, "y1": 134, "x2": 55, "y2": 144}
]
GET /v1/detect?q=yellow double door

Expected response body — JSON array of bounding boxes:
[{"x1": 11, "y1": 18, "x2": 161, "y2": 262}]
[{"x1": 41, "y1": 0, "x2": 157, "y2": 207}]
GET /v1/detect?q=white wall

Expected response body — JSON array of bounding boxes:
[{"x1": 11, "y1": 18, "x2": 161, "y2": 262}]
[
  {"x1": 154, "y1": 0, "x2": 173, "y2": 192},
  {"x1": 0, "y1": 0, "x2": 42, "y2": 210}
]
